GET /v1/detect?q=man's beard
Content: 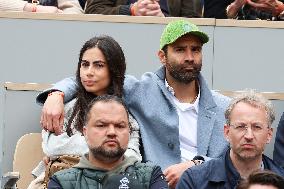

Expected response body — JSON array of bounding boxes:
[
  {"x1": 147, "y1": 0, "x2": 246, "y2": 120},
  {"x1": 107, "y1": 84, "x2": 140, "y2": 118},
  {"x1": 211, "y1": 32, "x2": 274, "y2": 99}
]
[
  {"x1": 89, "y1": 144, "x2": 126, "y2": 163},
  {"x1": 233, "y1": 145, "x2": 264, "y2": 162},
  {"x1": 165, "y1": 59, "x2": 202, "y2": 84}
]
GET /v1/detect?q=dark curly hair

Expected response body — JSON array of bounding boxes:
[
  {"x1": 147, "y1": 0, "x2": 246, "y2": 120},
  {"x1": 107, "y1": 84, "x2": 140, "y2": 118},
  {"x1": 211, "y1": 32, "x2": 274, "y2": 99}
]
[
  {"x1": 237, "y1": 170, "x2": 284, "y2": 189},
  {"x1": 66, "y1": 36, "x2": 126, "y2": 136}
]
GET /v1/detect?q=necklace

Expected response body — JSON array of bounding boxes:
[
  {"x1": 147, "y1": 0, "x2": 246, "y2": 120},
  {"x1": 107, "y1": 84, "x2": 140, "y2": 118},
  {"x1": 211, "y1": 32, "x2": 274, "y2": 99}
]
[
  {"x1": 190, "y1": 82, "x2": 199, "y2": 104},
  {"x1": 190, "y1": 94, "x2": 198, "y2": 104}
]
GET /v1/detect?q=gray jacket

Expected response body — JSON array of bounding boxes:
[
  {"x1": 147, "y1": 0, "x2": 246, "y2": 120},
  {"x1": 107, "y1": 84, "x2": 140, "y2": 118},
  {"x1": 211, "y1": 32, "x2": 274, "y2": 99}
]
[
  {"x1": 123, "y1": 67, "x2": 230, "y2": 170},
  {"x1": 37, "y1": 66, "x2": 230, "y2": 170}
]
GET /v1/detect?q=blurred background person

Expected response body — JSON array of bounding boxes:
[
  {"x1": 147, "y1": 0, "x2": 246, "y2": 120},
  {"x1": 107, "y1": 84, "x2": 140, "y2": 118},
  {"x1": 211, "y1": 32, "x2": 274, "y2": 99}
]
[
  {"x1": 204, "y1": 0, "x2": 284, "y2": 20},
  {"x1": 0, "y1": 0, "x2": 83, "y2": 13},
  {"x1": 85, "y1": 0, "x2": 201, "y2": 18}
]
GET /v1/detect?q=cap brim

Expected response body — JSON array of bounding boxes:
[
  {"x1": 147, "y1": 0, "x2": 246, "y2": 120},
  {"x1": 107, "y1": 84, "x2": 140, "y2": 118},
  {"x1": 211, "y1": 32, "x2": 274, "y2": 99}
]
[
  {"x1": 189, "y1": 31, "x2": 209, "y2": 44},
  {"x1": 160, "y1": 31, "x2": 209, "y2": 49}
]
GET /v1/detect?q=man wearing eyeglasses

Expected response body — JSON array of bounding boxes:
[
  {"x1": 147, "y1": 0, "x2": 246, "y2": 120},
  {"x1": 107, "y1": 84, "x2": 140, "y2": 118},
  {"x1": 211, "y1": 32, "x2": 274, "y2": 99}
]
[{"x1": 176, "y1": 89, "x2": 284, "y2": 189}]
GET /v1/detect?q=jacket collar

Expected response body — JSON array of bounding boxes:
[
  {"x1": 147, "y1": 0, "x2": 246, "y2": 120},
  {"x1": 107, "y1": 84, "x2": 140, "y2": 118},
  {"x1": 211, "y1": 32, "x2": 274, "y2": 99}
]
[
  {"x1": 155, "y1": 66, "x2": 219, "y2": 156},
  {"x1": 203, "y1": 150, "x2": 238, "y2": 189},
  {"x1": 196, "y1": 74, "x2": 218, "y2": 155},
  {"x1": 206, "y1": 153, "x2": 227, "y2": 182},
  {"x1": 154, "y1": 66, "x2": 217, "y2": 109},
  {"x1": 73, "y1": 154, "x2": 139, "y2": 182},
  {"x1": 205, "y1": 151, "x2": 284, "y2": 189},
  {"x1": 206, "y1": 150, "x2": 284, "y2": 186},
  {"x1": 74, "y1": 153, "x2": 138, "y2": 172}
]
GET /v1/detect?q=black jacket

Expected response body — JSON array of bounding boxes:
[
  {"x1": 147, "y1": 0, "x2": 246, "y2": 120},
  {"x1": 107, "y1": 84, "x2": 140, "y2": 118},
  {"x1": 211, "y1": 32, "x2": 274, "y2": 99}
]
[
  {"x1": 177, "y1": 149, "x2": 284, "y2": 189},
  {"x1": 274, "y1": 112, "x2": 284, "y2": 167}
]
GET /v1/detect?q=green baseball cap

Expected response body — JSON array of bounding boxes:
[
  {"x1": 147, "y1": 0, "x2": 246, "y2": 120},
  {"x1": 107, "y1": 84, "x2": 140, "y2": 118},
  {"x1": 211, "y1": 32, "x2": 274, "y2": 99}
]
[{"x1": 160, "y1": 20, "x2": 209, "y2": 50}]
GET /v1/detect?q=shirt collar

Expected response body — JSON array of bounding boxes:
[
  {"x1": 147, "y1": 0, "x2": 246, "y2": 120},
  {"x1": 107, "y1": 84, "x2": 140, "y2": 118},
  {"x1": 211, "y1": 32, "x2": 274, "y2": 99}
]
[{"x1": 165, "y1": 79, "x2": 200, "y2": 112}]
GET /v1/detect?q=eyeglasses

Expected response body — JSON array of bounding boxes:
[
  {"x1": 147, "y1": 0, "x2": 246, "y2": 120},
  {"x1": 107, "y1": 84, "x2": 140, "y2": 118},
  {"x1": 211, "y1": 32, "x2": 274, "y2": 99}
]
[{"x1": 229, "y1": 123, "x2": 269, "y2": 134}]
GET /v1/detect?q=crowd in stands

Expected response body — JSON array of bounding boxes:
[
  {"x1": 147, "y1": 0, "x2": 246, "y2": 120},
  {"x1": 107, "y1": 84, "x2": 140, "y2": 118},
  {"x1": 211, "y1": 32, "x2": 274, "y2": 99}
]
[
  {"x1": 15, "y1": 19, "x2": 282, "y2": 189},
  {"x1": 1, "y1": 0, "x2": 284, "y2": 20}
]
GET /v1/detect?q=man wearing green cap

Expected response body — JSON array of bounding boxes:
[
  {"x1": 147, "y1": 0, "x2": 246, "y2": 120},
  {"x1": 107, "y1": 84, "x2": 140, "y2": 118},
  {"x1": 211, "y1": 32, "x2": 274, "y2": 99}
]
[{"x1": 37, "y1": 20, "x2": 230, "y2": 188}]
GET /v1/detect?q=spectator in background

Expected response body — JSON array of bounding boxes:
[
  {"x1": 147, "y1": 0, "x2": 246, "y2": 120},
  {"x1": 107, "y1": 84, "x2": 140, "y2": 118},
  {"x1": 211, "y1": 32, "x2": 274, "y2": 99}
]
[
  {"x1": 85, "y1": 0, "x2": 201, "y2": 17},
  {"x1": 0, "y1": 0, "x2": 83, "y2": 13},
  {"x1": 48, "y1": 95, "x2": 168, "y2": 189},
  {"x1": 204, "y1": 0, "x2": 284, "y2": 20},
  {"x1": 177, "y1": 90, "x2": 284, "y2": 189},
  {"x1": 273, "y1": 112, "x2": 284, "y2": 167},
  {"x1": 237, "y1": 170, "x2": 284, "y2": 189},
  {"x1": 203, "y1": 0, "x2": 232, "y2": 18}
]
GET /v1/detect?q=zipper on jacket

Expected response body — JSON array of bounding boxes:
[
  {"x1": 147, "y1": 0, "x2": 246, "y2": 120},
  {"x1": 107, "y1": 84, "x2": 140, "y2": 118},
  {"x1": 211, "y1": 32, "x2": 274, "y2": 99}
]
[{"x1": 98, "y1": 183, "x2": 102, "y2": 189}]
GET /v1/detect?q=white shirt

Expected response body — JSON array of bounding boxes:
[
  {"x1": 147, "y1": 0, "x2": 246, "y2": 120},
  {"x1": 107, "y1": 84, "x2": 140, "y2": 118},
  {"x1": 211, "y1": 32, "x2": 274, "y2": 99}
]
[{"x1": 165, "y1": 79, "x2": 200, "y2": 162}]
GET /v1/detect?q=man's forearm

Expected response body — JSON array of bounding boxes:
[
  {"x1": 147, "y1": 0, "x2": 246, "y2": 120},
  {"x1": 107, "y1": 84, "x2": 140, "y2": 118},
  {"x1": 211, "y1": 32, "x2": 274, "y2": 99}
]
[
  {"x1": 226, "y1": 1, "x2": 245, "y2": 18},
  {"x1": 36, "y1": 77, "x2": 77, "y2": 105},
  {"x1": 85, "y1": 0, "x2": 131, "y2": 15}
]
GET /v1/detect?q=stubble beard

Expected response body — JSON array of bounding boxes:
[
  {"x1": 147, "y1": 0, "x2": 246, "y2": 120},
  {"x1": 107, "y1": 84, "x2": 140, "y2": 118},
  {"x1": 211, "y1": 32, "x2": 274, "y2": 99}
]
[
  {"x1": 89, "y1": 144, "x2": 126, "y2": 163},
  {"x1": 165, "y1": 59, "x2": 202, "y2": 84},
  {"x1": 233, "y1": 146, "x2": 264, "y2": 162}
]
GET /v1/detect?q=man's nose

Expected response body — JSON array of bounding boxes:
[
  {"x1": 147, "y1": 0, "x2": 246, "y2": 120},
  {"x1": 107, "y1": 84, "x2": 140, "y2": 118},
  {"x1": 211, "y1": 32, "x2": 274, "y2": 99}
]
[
  {"x1": 244, "y1": 127, "x2": 254, "y2": 139},
  {"x1": 106, "y1": 125, "x2": 116, "y2": 135},
  {"x1": 185, "y1": 50, "x2": 194, "y2": 62}
]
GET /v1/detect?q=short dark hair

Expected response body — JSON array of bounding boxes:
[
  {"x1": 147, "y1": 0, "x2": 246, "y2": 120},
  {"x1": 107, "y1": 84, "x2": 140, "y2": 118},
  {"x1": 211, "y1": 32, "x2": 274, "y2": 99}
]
[
  {"x1": 237, "y1": 170, "x2": 284, "y2": 189},
  {"x1": 84, "y1": 95, "x2": 132, "y2": 132},
  {"x1": 162, "y1": 45, "x2": 168, "y2": 56}
]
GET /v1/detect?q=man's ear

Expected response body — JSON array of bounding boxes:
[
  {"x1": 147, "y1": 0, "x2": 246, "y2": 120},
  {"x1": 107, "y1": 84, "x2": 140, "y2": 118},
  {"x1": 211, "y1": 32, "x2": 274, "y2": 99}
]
[
  {"x1": 224, "y1": 124, "x2": 230, "y2": 142},
  {"x1": 266, "y1": 127, "x2": 273, "y2": 144},
  {"x1": 158, "y1": 50, "x2": 166, "y2": 65},
  {"x1": 83, "y1": 126, "x2": 87, "y2": 139}
]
